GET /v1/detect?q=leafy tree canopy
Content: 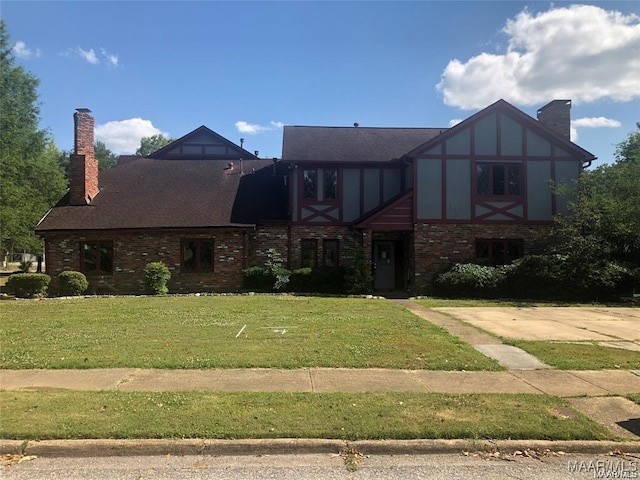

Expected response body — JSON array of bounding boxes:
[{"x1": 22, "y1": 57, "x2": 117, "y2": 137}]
[
  {"x1": 553, "y1": 124, "x2": 640, "y2": 270},
  {"x1": 135, "y1": 134, "x2": 174, "y2": 156},
  {"x1": 0, "y1": 20, "x2": 67, "y2": 255},
  {"x1": 95, "y1": 140, "x2": 118, "y2": 170}
]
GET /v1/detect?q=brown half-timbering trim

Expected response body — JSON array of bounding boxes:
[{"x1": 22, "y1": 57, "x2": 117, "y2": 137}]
[{"x1": 474, "y1": 200, "x2": 525, "y2": 221}]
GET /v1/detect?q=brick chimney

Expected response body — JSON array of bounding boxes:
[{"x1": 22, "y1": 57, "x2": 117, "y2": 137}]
[
  {"x1": 69, "y1": 108, "x2": 99, "y2": 205},
  {"x1": 537, "y1": 100, "x2": 571, "y2": 141}
]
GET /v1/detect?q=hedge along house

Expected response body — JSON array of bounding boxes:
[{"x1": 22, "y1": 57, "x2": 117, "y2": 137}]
[{"x1": 37, "y1": 99, "x2": 595, "y2": 294}]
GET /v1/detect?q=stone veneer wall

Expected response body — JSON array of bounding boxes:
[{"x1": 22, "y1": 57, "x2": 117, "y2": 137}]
[
  {"x1": 44, "y1": 229, "x2": 249, "y2": 294},
  {"x1": 413, "y1": 223, "x2": 550, "y2": 294}
]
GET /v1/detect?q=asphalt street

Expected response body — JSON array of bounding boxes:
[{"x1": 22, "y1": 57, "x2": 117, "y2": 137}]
[{"x1": 3, "y1": 453, "x2": 639, "y2": 480}]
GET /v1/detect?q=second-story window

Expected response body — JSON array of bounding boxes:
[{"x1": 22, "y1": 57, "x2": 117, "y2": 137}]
[
  {"x1": 303, "y1": 170, "x2": 316, "y2": 199},
  {"x1": 325, "y1": 169, "x2": 337, "y2": 199},
  {"x1": 477, "y1": 163, "x2": 521, "y2": 196}
]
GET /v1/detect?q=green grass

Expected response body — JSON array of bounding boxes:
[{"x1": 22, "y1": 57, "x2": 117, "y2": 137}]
[
  {"x1": 506, "y1": 341, "x2": 640, "y2": 370},
  {"x1": 0, "y1": 296, "x2": 500, "y2": 370},
  {"x1": 0, "y1": 391, "x2": 612, "y2": 441},
  {"x1": 627, "y1": 394, "x2": 640, "y2": 406}
]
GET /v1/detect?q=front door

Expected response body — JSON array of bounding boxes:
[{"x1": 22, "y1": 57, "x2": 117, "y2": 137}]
[{"x1": 373, "y1": 241, "x2": 395, "y2": 290}]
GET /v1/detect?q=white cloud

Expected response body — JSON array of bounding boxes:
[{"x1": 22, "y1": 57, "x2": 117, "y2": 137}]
[
  {"x1": 437, "y1": 5, "x2": 640, "y2": 109},
  {"x1": 101, "y1": 48, "x2": 119, "y2": 67},
  {"x1": 571, "y1": 116, "x2": 622, "y2": 142},
  {"x1": 572, "y1": 117, "x2": 622, "y2": 128},
  {"x1": 448, "y1": 119, "x2": 463, "y2": 127},
  {"x1": 235, "y1": 120, "x2": 284, "y2": 135},
  {"x1": 77, "y1": 47, "x2": 99, "y2": 65},
  {"x1": 12, "y1": 41, "x2": 40, "y2": 59},
  {"x1": 95, "y1": 118, "x2": 169, "y2": 155}
]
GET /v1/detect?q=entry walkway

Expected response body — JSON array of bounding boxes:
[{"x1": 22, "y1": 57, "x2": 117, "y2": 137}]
[{"x1": 394, "y1": 299, "x2": 551, "y2": 370}]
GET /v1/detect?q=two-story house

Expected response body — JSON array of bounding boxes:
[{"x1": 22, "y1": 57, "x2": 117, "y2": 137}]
[{"x1": 36, "y1": 99, "x2": 595, "y2": 294}]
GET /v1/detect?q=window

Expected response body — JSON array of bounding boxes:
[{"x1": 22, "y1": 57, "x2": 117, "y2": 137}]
[
  {"x1": 476, "y1": 240, "x2": 523, "y2": 265},
  {"x1": 324, "y1": 169, "x2": 337, "y2": 200},
  {"x1": 182, "y1": 239, "x2": 214, "y2": 272},
  {"x1": 323, "y1": 239, "x2": 339, "y2": 266},
  {"x1": 82, "y1": 241, "x2": 114, "y2": 275},
  {"x1": 301, "y1": 239, "x2": 318, "y2": 267},
  {"x1": 477, "y1": 163, "x2": 521, "y2": 196},
  {"x1": 303, "y1": 170, "x2": 316, "y2": 199}
]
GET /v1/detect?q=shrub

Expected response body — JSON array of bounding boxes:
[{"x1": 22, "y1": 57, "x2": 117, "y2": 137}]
[
  {"x1": 506, "y1": 254, "x2": 631, "y2": 300},
  {"x1": 344, "y1": 250, "x2": 373, "y2": 294},
  {"x1": 6, "y1": 273, "x2": 51, "y2": 298},
  {"x1": 144, "y1": 262, "x2": 171, "y2": 295},
  {"x1": 265, "y1": 248, "x2": 290, "y2": 290},
  {"x1": 433, "y1": 263, "x2": 505, "y2": 298},
  {"x1": 58, "y1": 271, "x2": 89, "y2": 296},
  {"x1": 18, "y1": 260, "x2": 32, "y2": 273},
  {"x1": 243, "y1": 265, "x2": 273, "y2": 291}
]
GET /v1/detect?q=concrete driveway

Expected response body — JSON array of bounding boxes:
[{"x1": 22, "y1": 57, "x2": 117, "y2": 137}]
[{"x1": 433, "y1": 307, "x2": 640, "y2": 348}]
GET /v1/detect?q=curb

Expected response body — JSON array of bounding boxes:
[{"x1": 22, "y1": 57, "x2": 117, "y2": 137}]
[{"x1": 2, "y1": 438, "x2": 639, "y2": 458}]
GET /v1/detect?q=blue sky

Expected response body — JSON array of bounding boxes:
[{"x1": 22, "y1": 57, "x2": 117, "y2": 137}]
[{"x1": 3, "y1": 1, "x2": 639, "y2": 164}]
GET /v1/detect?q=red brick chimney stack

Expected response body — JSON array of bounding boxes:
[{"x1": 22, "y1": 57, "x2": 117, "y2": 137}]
[
  {"x1": 537, "y1": 100, "x2": 572, "y2": 141},
  {"x1": 69, "y1": 108, "x2": 99, "y2": 205}
]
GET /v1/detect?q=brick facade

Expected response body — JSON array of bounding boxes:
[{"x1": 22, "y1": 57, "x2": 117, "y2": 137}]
[
  {"x1": 69, "y1": 109, "x2": 99, "y2": 205},
  {"x1": 412, "y1": 223, "x2": 550, "y2": 293},
  {"x1": 45, "y1": 229, "x2": 250, "y2": 294}
]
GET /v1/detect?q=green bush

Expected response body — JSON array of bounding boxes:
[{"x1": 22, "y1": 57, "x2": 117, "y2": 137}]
[
  {"x1": 58, "y1": 271, "x2": 89, "y2": 296},
  {"x1": 433, "y1": 263, "x2": 505, "y2": 298},
  {"x1": 344, "y1": 250, "x2": 373, "y2": 294},
  {"x1": 144, "y1": 262, "x2": 171, "y2": 295},
  {"x1": 6, "y1": 273, "x2": 51, "y2": 298},
  {"x1": 18, "y1": 260, "x2": 32, "y2": 273},
  {"x1": 243, "y1": 266, "x2": 273, "y2": 291},
  {"x1": 505, "y1": 254, "x2": 631, "y2": 300}
]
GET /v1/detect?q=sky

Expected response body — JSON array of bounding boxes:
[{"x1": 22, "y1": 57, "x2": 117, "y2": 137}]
[{"x1": 2, "y1": 1, "x2": 639, "y2": 165}]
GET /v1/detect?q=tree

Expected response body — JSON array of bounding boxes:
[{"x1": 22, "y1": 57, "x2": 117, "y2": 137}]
[
  {"x1": 615, "y1": 122, "x2": 640, "y2": 164},
  {"x1": 552, "y1": 125, "x2": 640, "y2": 277},
  {"x1": 94, "y1": 140, "x2": 118, "y2": 170},
  {"x1": 0, "y1": 20, "x2": 67, "y2": 256},
  {"x1": 135, "y1": 134, "x2": 173, "y2": 156}
]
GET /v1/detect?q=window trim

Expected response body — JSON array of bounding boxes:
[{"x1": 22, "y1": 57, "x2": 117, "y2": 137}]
[
  {"x1": 301, "y1": 239, "x2": 318, "y2": 268},
  {"x1": 324, "y1": 168, "x2": 338, "y2": 201},
  {"x1": 181, "y1": 239, "x2": 215, "y2": 273},
  {"x1": 80, "y1": 241, "x2": 114, "y2": 275},
  {"x1": 475, "y1": 239, "x2": 523, "y2": 265},
  {"x1": 476, "y1": 162, "x2": 522, "y2": 199},
  {"x1": 302, "y1": 169, "x2": 317, "y2": 199},
  {"x1": 322, "y1": 239, "x2": 340, "y2": 267}
]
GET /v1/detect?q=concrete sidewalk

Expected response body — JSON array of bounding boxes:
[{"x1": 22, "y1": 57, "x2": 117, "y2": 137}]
[{"x1": 2, "y1": 368, "x2": 639, "y2": 397}]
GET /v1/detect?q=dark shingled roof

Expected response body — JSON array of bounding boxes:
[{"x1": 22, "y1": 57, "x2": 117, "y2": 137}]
[
  {"x1": 36, "y1": 157, "x2": 289, "y2": 232},
  {"x1": 282, "y1": 126, "x2": 446, "y2": 163}
]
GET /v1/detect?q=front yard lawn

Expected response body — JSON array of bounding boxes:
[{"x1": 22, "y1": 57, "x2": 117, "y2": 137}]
[
  {"x1": 0, "y1": 296, "x2": 500, "y2": 370},
  {"x1": 0, "y1": 391, "x2": 611, "y2": 441}
]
